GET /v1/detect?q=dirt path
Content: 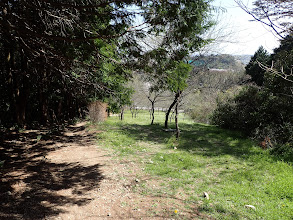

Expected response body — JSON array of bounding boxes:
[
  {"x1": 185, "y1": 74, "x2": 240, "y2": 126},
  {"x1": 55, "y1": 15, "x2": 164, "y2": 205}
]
[{"x1": 0, "y1": 122, "x2": 188, "y2": 220}]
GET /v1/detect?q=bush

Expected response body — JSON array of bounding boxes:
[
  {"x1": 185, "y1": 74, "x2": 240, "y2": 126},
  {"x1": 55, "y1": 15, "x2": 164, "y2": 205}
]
[
  {"x1": 254, "y1": 122, "x2": 293, "y2": 145},
  {"x1": 188, "y1": 102, "x2": 216, "y2": 124},
  {"x1": 271, "y1": 143, "x2": 293, "y2": 163},
  {"x1": 211, "y1": 86, "x2": 263, "y2": 135},
  {"x1": 211, "y1": 85, "x2": 293, "y2": 160}
]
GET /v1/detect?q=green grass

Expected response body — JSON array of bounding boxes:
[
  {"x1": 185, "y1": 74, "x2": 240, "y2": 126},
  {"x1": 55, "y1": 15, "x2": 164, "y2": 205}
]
[{"x1": 93, "y1": 110, "x2": 293, "y2": 219}]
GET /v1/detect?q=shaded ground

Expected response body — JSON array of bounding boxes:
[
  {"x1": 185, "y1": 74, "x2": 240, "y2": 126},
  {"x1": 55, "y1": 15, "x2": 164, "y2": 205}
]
[{"x1": 0, "y1": 122, "x2": 195, "y2": 219}]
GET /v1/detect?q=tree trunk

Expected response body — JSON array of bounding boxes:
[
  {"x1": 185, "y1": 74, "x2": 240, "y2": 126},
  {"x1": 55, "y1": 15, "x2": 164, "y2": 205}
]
[
  {"x1": 2, "y1": 1, "x2": 26, "y2": 126},
  {"x1": 120, "y1": 107, "x2": 124, "y2": 120},
  {"x1": 165, "y1": 91, "x2": 181, "y2": 129},
  {"x1": 175, "y1": 99, "x2": 180, "y2": 139},
  {"x1": 16, "y1": 52, "x2": 29, "y2": 126},
  {"x1": 5, "y1": 46, "x2": 16, "y2": 124},
  {"x1": 39, "y1": 71, "x2": 49, "y2": 125},
  {"x1": 15, "y1": 77, "x2": 29, "y2": 126},
  {"x1": 5, "y1": 41, "x2": 28, "y2": 126},
  {"x1": 3, "y1": 27, "x2": 16, "y2": 124},
  {"x1": 151, "y1": 101, "x2": 155, "y2": 125},
  {"x1": 57, "y1": 100, "x2": 63, "y2": 119},
  {"x1": 39, "y1": 90, "x2": 49, "y2": 125}
]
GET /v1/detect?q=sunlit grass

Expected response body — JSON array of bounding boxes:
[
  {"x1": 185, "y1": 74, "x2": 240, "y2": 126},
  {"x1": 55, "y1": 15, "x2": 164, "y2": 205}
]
[{"x1": 93, "y1": 110, "x2": 293, "y2": 219}]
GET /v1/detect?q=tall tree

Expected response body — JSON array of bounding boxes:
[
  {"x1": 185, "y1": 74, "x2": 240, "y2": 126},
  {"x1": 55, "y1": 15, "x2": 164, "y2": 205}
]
[
  {"x1": 0, "y1": 0, "x2": 214, "y2": 126},
  {"x1": 265, "y1": 35, "x2": 293, "y2": 96},
  {"x1": 245, "y1": 46, "x2": 270, "y2": 86}
]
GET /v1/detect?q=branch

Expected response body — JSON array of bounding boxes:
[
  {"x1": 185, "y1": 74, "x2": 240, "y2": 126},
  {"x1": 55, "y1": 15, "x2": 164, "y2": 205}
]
[
  {"x1": 0, "y1": 20, "x2": 130, "y2": 42},
  {"x1": 234, "y1": 0, "x2": 287, "y2": 40},
  {"x1": 37, "y1": 0, "x2": 123, "y2": 10},
  {"x1": 257, "y1": 60, "x2": 293, "y2": 83}
]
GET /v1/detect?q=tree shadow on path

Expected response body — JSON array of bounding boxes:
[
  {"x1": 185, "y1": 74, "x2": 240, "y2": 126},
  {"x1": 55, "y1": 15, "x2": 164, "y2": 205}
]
[{"x1": 0, "y1": 123, "x2": 104, "y2": 220}]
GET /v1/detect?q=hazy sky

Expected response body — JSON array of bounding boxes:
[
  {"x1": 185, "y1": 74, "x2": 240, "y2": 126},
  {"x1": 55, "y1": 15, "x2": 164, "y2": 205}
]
[{"x1": 211, "y1": 0, "x2": 280, "y2": 55}]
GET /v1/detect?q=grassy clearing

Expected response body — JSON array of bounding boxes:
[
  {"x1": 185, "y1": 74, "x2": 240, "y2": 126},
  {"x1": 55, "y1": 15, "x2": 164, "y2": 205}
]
[{"x1": 93, "y1": 110, "x2": 293, "y2": 219}]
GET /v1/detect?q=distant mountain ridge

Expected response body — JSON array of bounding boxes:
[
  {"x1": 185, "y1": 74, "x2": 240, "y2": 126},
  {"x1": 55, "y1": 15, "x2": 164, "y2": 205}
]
[
  {"x1": 189, "y1": 54, "x2": 251, "y2": 70},
  {"x1": 234, "y1": 55, "x2": 252, "y2": 66}
]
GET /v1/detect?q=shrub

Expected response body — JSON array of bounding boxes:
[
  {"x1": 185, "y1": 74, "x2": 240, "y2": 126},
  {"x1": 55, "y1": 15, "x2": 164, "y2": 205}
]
[
  {"x1": 211, "y1": 85, "x2": 293, "y2": 160},
  {"x1": 271, "y1": 143, "x2": 293, "y2": 163},
  {"x1": 188, "y1": 102, "x2": 216, "y2": 124},
  {"x1": 211, "y1": 86, "x2": 263, "y2": 135}
]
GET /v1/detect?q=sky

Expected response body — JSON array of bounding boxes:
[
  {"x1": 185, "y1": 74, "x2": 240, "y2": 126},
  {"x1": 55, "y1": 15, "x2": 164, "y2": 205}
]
[{"x1": 210, "y1": 0, "x2": 281, "y2": 55}]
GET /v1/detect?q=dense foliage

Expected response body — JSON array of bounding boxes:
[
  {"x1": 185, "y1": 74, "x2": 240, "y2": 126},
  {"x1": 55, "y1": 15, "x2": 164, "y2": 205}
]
[
  {"x1": 245, "y1": 46, "x2": 270, "y2": 86},
  {"x1": 0, "y1": 0, "x2": 213, "y2": 127},
  {"x1": 211, "y1": 35, "x2": 293, "y2": 161}
]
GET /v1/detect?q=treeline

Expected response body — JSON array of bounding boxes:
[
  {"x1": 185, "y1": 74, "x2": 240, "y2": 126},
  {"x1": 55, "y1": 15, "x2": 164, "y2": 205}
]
[
  {"x1": 189, "y1": 54, "x2": 244, "y2": 70},
  {"x1": 0, "y1": 0, "x2": 133, "y2": 127},
  {"x1": 0, "y1": 0, "x2": 213, "y2": 127},
  {"x1": 211, "y1": 36, "x2": 293, "y2": 161}
]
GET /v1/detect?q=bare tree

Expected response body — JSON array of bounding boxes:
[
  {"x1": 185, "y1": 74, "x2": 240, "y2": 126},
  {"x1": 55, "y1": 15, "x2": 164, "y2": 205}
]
[
  {"x1": 235, "y1": 0, "x2": 293, "y2": 40},
  {"x1": 145, "y1": 89, "x2": 162, "y2": 125},
  {"x1": 235, "y1": 0, "x2": 293, "y2": 90}
]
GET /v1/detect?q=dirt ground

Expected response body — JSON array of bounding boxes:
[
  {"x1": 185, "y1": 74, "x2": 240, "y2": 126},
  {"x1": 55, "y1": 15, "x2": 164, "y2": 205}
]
[{"x1": 0, "y1": 122, "x2": 196, "y2": 220}]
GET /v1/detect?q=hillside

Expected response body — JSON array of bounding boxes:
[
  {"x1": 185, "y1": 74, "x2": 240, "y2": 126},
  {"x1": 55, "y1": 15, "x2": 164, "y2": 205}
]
[
  {"x1": 189, "y1": 54, "x2": 246, "y2": 70},
  {"x1": 234, "y1": 54, "x2": 252, "y2": 65}
]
